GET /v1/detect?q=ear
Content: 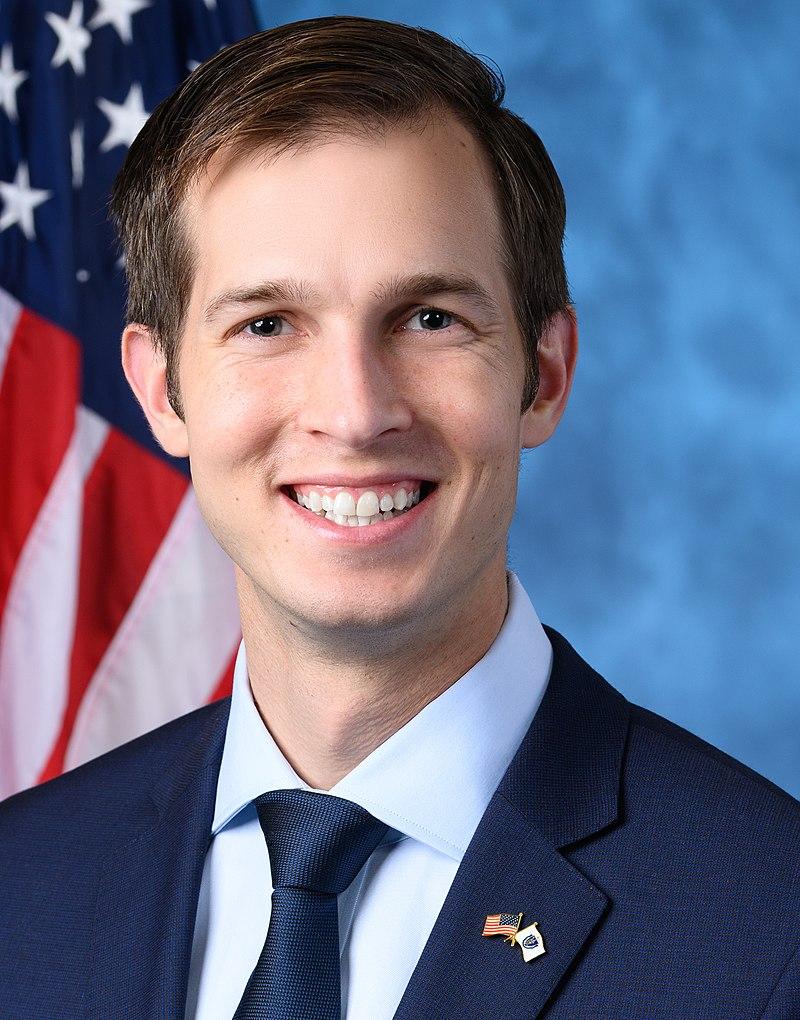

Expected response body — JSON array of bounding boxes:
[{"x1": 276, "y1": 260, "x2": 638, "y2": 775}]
[
  {"x1": 520, "y1": 307, "x2": 578, "y2": 449},
  {"x1": 121, "y1": 324, "x2": 189, "y2": 458}
]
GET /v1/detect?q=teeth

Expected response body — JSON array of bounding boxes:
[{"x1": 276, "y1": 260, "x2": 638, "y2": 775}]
[
  {"x1": 333, "y1": 492, "x2": 356, "y2": 516},
  {"x1": 356, "y1": 491, "x2": 380, "y2": 517},
  {"x1": 294, "y1": 485, "x2": 424, "y2": 528}
]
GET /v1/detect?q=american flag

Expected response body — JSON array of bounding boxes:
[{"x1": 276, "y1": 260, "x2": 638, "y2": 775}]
[
  {"x1": 0, "y1": 0, "x2": 257, "y2": 800},
  {"x1": 482, "y1": 913, "x2": 522, "y2": 939}
]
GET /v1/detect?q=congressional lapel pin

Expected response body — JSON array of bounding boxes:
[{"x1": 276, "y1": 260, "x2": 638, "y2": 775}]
[{"x1": 482, "y1": 913, "x2": 546, "y2": 962}]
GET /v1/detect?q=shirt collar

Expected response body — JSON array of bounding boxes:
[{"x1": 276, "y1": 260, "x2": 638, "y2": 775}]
[{"x1": 212, "y1": 572, "x2": 552, "y2": 862}]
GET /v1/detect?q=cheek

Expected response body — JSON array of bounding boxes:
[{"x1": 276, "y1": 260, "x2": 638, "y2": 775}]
[
  {"x1": 439, "y1": 412, "x2": 522, "y2": 536},
  {"x1": 443, "y1": 384, "x2": 521, "y2": 468},
  {"x1": 184, "y1": 370, "x2": 287, "y2": 484},
  {"x1": 423, "y1": 353, "x2": 506, "y2": 413},
  {"x1": 416, "y1": 358, "x2": 522, "y2": 497}
]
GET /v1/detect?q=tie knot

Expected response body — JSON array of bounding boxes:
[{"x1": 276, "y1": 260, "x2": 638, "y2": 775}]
[{"x1": 254, "y1": 789, "x2": 389, "y2": 896}]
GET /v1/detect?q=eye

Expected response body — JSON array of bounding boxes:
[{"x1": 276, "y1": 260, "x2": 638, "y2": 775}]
[
  {"x1": 402, "y1": 307, "x2": 457, "y2": 331},
  {"x1": 238, "y1": 314, "x2": 295, "y2": 338}
]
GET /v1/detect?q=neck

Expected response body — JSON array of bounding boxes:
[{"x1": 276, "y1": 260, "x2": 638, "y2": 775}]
[{"x1": 238, "y1": 567, "x2": 510, "y2": 790}]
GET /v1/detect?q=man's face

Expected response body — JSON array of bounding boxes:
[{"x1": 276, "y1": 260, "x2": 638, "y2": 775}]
[{"x1": 140, "y1": 114, "x2": 567, "y2": 642}]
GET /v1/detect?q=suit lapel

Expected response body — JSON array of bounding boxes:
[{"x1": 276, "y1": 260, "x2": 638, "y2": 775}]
[
  {"x1": 394, "y1": 627, "x2": 630, "y2": 1019},
  {"x1": 392, "y1": 793, "x2": 609, "y2": 1020},
  {"x1": 85, "y1": 700, "x2": 230, "y2": 1020}
]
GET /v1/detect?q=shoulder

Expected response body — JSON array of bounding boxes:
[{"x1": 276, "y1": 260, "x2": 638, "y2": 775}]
[
  {"x1": 546, "y1": 624, "x2": 800, "y2": 839},
  {"x1": 0, "y1": 697, "x2": 230, "y2": 853},
  {"x1": 618, "y1": 699, "x2": 800, "y2": 917},
  {"x1": 553, "y1": 646, "x2": 800, "y2": 1012},
  {"x1": 624, "y1": 698, "x2": 800, "y2": 839},
  {"x1": 542, "y1": 624, "x2": 800, "y2": 899},
  {"x1": 0, "y1": 698, "x2": 230, "y2": 1011},
  {"x1": 584, "y1": 692, "x2": 800, "y2": 940}
]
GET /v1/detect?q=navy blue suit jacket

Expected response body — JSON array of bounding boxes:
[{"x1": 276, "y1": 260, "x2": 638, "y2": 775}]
[{"x1": 2, "y1": 626, "x2": 799, "y2": 1018}]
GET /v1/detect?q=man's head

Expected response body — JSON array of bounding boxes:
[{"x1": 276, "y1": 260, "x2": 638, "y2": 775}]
[
  {"x1": 110, "y1": 15, "x2": 570, "y2": 419},
  {"x1": 115, "y1": 17, "x2": 577, "y2": 649}
]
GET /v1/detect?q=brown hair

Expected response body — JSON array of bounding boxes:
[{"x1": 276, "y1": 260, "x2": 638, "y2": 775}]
[{"x1": 109, "y1": 15, "x2": 570, "y2": 417}]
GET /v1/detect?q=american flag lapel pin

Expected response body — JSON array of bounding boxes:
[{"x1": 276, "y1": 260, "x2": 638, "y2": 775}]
[
  {"x1": 482, "y1": 912, "x2": 522, "y2": 944},
  {"x1": 482, "y1": 913, "x2": 546, "y2": 961}
]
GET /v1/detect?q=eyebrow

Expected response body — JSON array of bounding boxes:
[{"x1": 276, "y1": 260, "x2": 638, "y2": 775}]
[{"x1": 201, "y1": 272, "x2": 504, "y2": 326}]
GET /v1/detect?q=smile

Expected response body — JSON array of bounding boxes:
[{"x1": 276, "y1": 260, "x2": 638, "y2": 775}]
[{"x1": 285, "y1": 480, "x2": 435, "y2": 528}]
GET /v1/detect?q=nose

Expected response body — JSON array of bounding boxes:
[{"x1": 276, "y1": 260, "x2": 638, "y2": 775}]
[{"x1": 296, "y1": 330, "x2": 413, "y2": 448}]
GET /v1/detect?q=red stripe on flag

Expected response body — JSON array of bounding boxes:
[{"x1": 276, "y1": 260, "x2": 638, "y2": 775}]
[
  {"x1": 0, "y1": 309, "x2": 79, "y2": 621},
  {"x1": 38, "y1": 428, "x2": 188, "y2": 782}
]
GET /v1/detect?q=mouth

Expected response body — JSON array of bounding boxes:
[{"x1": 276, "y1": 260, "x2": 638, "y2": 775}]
[{"x1": 282, "y1": 479, "x2": 437, "y2": 528}]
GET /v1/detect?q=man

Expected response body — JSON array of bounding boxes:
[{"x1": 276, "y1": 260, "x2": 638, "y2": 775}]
[{"x1": 1, "y1": 15, "x2": 798, "y2": 1019}]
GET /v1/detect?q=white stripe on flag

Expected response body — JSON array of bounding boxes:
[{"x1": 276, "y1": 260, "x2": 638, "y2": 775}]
[
  {"x1": 0, "y1": 285, "x2": 21, "y2": 386},
  {"x1": 64, "y1": 487, "x2": 239, "y2": 770},
  {"x1": 0, "y1": 405, "x2": 109, "y2": 798}
]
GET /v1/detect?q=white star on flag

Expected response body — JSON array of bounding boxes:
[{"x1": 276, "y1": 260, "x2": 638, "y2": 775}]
[
  {"x1": 70, "y1": 122, "x2": 84, "y2": 188},
  {"x1": 89, "y1": 0, "x2": 152, "y2": 45},
  {"x1": 0, "y1": 162, "x2": 54, "y2": 241},
  {"x1": 0, "y1": 43, "x2": 28, "y2": 122},
  {"x1": 96, "y1": 82, "x2": 150, "y2": 151},
  {"x1": 45, "y1": 0, "x2": 92, "y2": 76}
]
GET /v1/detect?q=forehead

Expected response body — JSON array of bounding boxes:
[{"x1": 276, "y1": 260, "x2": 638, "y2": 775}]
[{"x1": 181, "y1": 113, "x2": 510, "y2": 315}]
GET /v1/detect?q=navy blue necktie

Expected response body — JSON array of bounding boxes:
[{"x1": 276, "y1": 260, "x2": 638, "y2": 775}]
[{"x1": 233, "y1": 788, "x2": 389, "y2": 1020}]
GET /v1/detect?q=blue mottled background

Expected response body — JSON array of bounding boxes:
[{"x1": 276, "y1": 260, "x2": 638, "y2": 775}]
[{"x1": 253, "y1": 0, "x2": 799, "y2": 797}]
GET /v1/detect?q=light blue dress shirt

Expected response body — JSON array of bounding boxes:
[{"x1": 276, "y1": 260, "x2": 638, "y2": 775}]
[{"x1": 185, "y1": 572, "x2": 552, "y2": 1019}]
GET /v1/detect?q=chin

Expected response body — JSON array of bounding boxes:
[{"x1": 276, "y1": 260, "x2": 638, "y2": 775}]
[
  {"x1": 285, "y1": 589, "x2": 423, "y2": 639},
  {"x1": 313, "y1": 598, "x2": 414, "y2": 632}
]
